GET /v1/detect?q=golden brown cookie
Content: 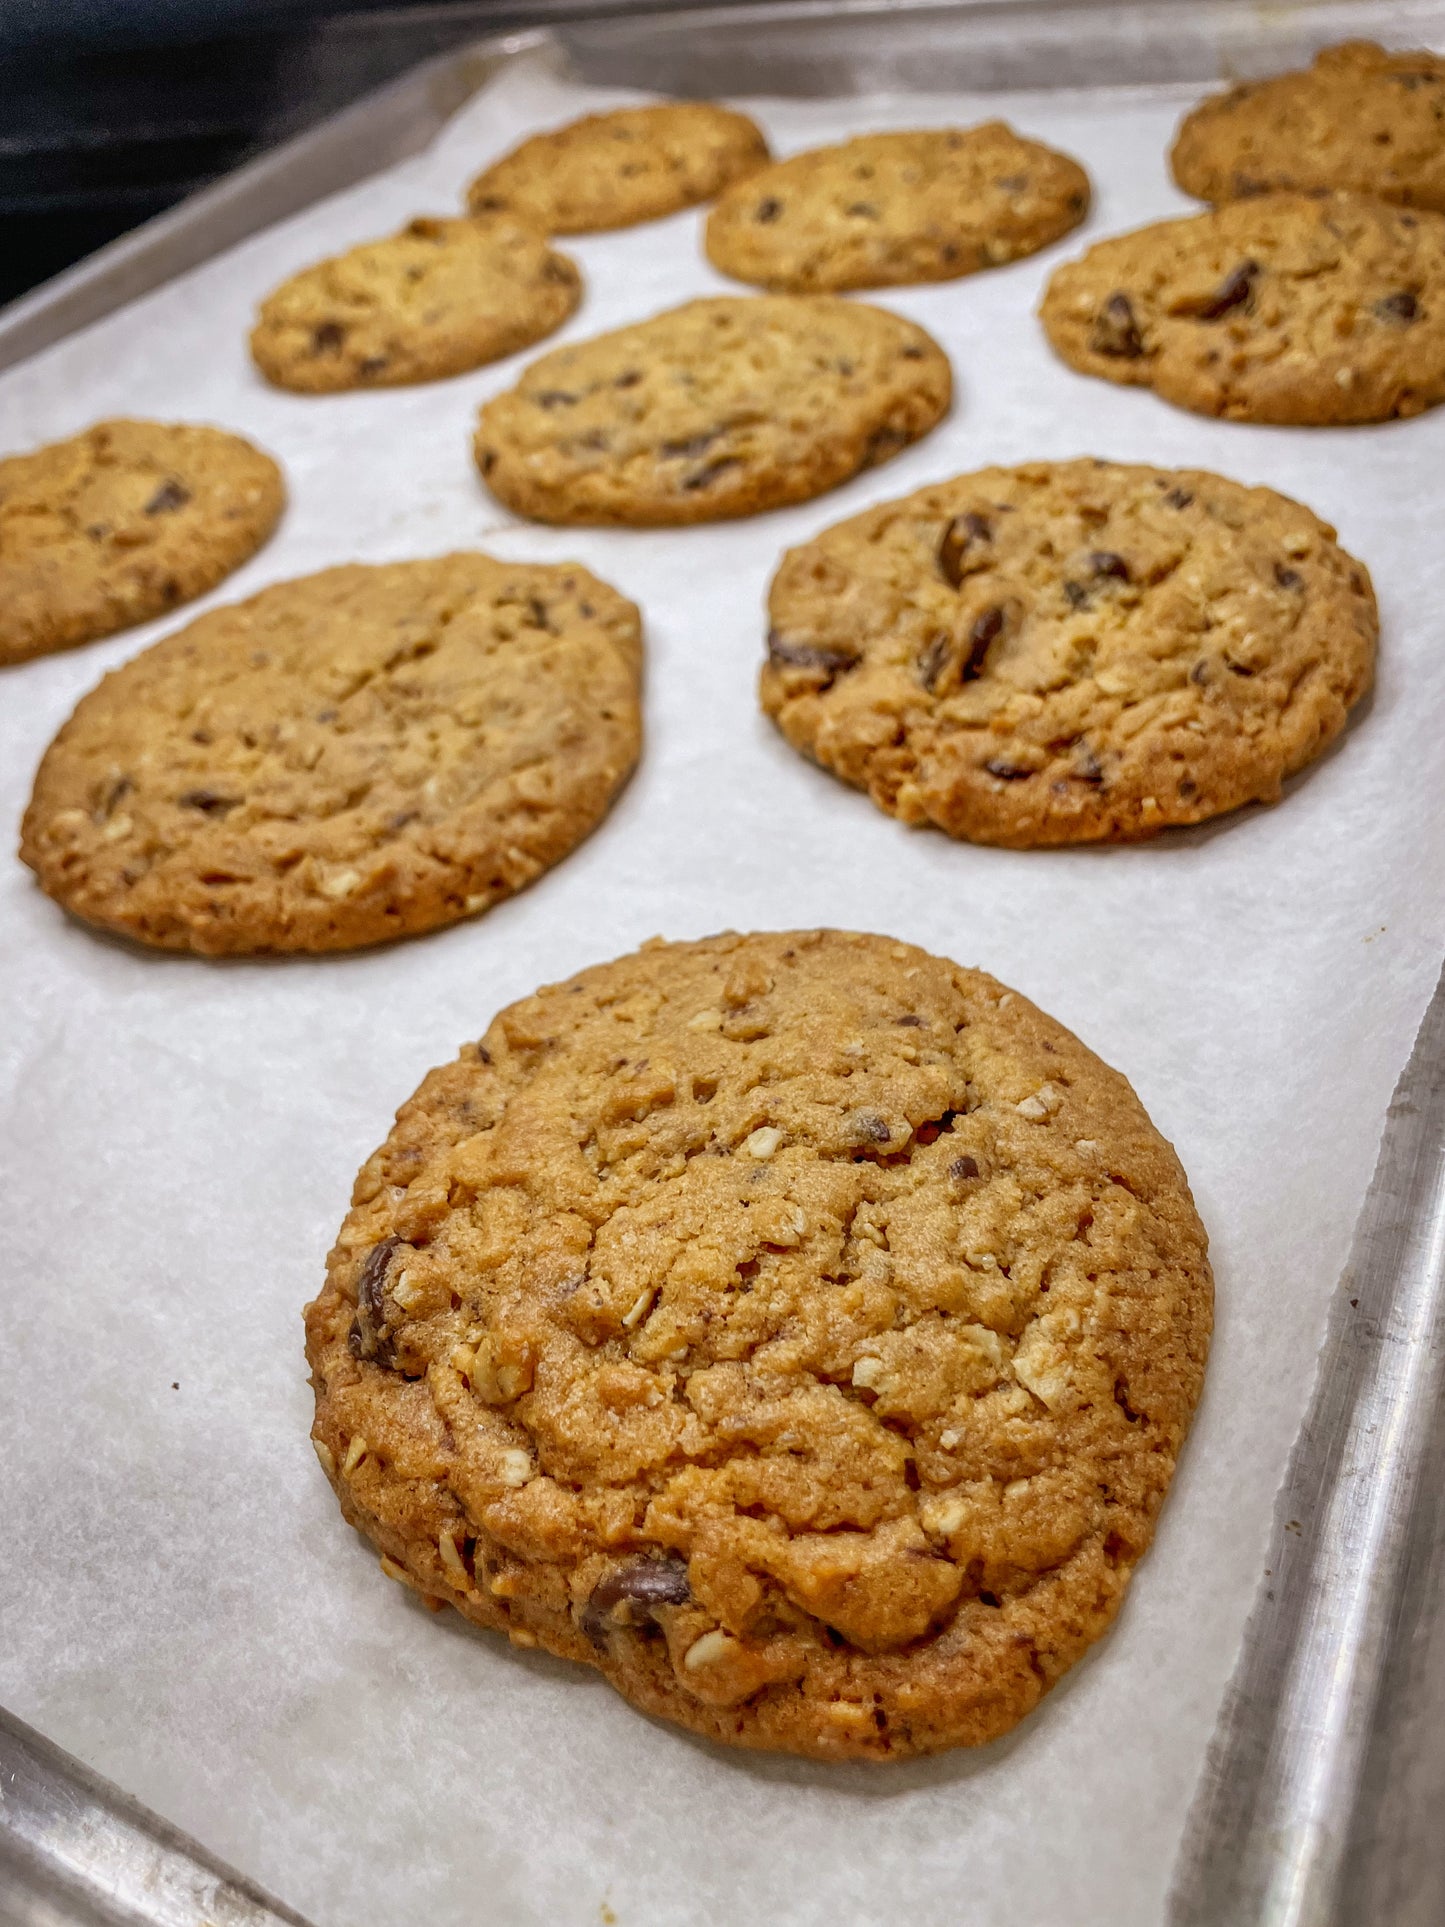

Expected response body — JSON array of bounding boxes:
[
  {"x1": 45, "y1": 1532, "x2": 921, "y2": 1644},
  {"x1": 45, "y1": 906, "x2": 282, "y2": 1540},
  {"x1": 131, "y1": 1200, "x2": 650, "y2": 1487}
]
[
  {"x1": 0, "y1": 419, "x2": 283, "y2": 668},
  {"x1": 1039, "y1": 191, "x2": 1445, "y2": 423},
  {"x1": 305, "y1": 928, "x2": 1212, "y2": 1760},
  {"x1": 705, "y1": 125, "x2": 1090, "y2": 292},
  {"x1": 1172, "y1": 40, "x2": 1445, "y2": 212},
  {"x1": 20, "y1": 554, "x2": 641, "y2": 955},
  {"x1": 465, "y1": 102, "x2": 769, "y2": 233},
  {"x1": 474, "y1": 295, "x2": 951, "y2": 526},
  {"x1": 760, "y1": 460, "x2": 1376, "y2": 846},
  {"x1": 249, "y1": 216, "x2": 581, "y2": 393}
]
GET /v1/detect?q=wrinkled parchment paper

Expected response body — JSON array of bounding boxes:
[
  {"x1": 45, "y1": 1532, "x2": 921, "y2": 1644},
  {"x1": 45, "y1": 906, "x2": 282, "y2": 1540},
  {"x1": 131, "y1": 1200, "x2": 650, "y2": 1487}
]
[{"x1": 4, "y1": 49, "x2": 1445, "y2": 1927}]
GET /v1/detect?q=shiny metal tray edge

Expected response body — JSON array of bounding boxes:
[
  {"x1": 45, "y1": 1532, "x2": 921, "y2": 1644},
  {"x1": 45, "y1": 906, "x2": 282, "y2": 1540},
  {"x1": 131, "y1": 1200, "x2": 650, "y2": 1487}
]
[{"x1": 5, "y1": 3, "x2": 1445, "y2": 1922}]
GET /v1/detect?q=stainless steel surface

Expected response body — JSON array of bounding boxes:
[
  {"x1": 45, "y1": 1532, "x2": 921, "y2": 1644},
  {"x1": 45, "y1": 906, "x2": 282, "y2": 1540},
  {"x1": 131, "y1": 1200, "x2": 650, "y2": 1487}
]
[
  {"x1": 4, "y1": 3, "x2": 1445, "y2": 1922},
  {"x1": 1170, "y1": 962, "x2": 1445, "y2": 1927},
  {"x1": 0, "y1": 1708, "x2": 314, "y2": 1927}
]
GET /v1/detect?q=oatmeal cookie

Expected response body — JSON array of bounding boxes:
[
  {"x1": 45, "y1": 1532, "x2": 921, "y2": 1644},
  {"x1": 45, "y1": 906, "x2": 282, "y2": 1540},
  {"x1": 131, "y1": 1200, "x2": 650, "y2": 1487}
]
[
  {"x1": 20, "y1": 553, "x2": 641, "y2": 954},
  {"x1": 706, "y1": 125, "x2": 1089, "y2": 292},
  {"x1": 0, "y1": 419, "x2": 283, "y2": 667},
  {"x1": 760, "y1": 459, "x2": 1376, "y2": 845},
  {"x1": 474, "y1": 295, "x2": 951, "y2": 525},
  {"x1": 1039, "y1": 191, "x2": 1445, "y2": 424},
  {"x1": 305, "y1": 929, "x2": 1212, "y2": 1760}
]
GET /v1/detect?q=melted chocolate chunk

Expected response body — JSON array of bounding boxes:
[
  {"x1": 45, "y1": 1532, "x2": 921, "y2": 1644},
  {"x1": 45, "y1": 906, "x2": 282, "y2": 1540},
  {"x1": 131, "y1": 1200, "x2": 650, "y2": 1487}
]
[
  {"x1": 917, "y1": 632, "x2": 951, "y2": 692},
  {"x1": 581, "y1": 1554, "x2": 691, "y2": 1642},
  {"x1": 984, "y1": 758, "x2": 1034, "y2": 780},
  {"x1": 178, "y1": 788, "x2": 240, "y2": 814},
  {"x1": 755, "y1": 197, "x2": 783, "y2": 223},
  {"x1": 938, "y1": 511, "x2": 992, "y2": 588},
  {"x1": 862, "y1": 424, "x2": 909, "y2": 467},
  {"x1": 1063, "y1": 580, "x2": 1091, "y2": 610},
  {"x1": 1178, "y1": 259, "x2": 1258, "y2": 320},
  {"x1": 1374, "y1": 290, "x2": 1419, "y2": 325},
  {"x1": 144, "y1": 479, "x2": 191, "y2": 516},
  {"x1": 348, "y1": 1234, "x2": 403, "y2": 1368},
  {"x1": 311, "y1": 321, "x2": 345, "y2": 353},
  {"x1": 1274, "y1": 563, "x2": 1304, "y2": 590},
  {"x1": 964, "y1": 606, "x2": 1005, "y2": 680},
  {"x1": 768, "y1": 629, "x2": 859, "y2": 687},
  {"x1": 1162, "y1": 486, "x2": 1194, "y2": 509},
  {"x1": 1089, "y1": 550, "x2": 1130, "y2": 582},
  {"x1": 1091, "y1": 292, "x2": 1144, "y2": 359}
]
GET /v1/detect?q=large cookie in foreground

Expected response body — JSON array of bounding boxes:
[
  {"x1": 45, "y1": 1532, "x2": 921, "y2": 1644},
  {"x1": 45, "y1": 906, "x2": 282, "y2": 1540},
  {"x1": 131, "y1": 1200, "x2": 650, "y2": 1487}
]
[
  {"x1": 474, "y1": 295, "x2": 951, "y2": 525},
  {"x1": 705, "y1": 124, "x2": 1089, "y2": 292},
  {"x1": 1171, "y1": 40, "x2": 1445, "y2": 212},
  {"x1": 466, "y1": 102, "x2": 770, "y2": 233},
  {"x1": 305, "y1": 928, "x2": 1213, "y2": 1761},
  {"x1": 761, "y1": 460, "x2": 1376, "y2": 845},
  {"x1": 250, "y1": 216, "x2": 581, "y2": 393},
  {"x1": 1039, "y1": 192, "x2": 1445, "y2": 423},
  {"x1": 21, "y1": 554, "x2": 641, "y2": 954},
  {"x1": 0, "y1": 419, "x2": 284, "y2": 667}
]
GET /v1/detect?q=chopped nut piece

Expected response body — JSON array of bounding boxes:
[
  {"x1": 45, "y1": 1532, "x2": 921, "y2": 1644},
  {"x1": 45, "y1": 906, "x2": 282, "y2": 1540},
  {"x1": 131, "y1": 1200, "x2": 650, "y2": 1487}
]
[
  {"x1": 438, "y1": 1531, "x2": 468, "y2": 1585},
  {"x1": 683, "y1": 1628, "x2": 737, "y2": 1672},
  {"x1": 687, "y1": 1008, "x2": 724, "y2": 1031},
  {"x1": 312, "y1": 1437, "x2": 337, "y2": 1479},
  {"x1": 745, "y1": 1125, "x2": 783, "y2": 1159},
  {"x1": 852, "y1": 1355, "x2": 886, "y2": 1390},
  {"x1": 498, "y1": 1448, "x2": 533, "y2": 1487},
  {"x1": 621, "y1": 1287, "x2": 657, "y2": 1329},
  {"x1": 342, "y1": 1435, "x2": 368, "y2": 1476}
]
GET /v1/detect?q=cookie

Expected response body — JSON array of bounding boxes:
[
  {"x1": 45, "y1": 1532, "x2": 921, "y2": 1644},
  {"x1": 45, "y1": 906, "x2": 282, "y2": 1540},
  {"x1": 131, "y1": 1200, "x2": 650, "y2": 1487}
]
[
  {"x1": 760, "y1": 460, "x2": 1376, "y2": 846},
  {"x1": 1172, "y1": 40, "x2": 1445, "y2": 212},
  {"x1": 0, "y1": 419, "x2": 283, "y2": 668},
  {"x1": 21, "y1": 554, "x2": 641, "y2": 955},
  {"x1": 304, "y1": 928, "x2": 1212, "y2": 1761},
  {"x1": 474, "y1": 296, "x2": 951, "y2": 525},
  {"x1": 705, "y1": 125, "x2": 1090, "y2": 292},
  {"x1": 465, "y1": 102, "x2": 769, "y2": 234},
  {"x1": 249, "y1": 216, "x2": 581, "y2": 393},
  {"x1": 1040, "y1": 191, "x2": 1445, "y2": 423}
]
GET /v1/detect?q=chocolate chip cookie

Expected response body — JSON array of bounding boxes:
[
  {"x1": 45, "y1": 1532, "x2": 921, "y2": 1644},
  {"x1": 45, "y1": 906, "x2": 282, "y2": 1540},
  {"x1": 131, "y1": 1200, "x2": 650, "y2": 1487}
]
[
  {"x1": 760, "y1": 459, "x2": 1376, "y2": 846},
  {"x1": 1039, "y1": 191, "x2": 1445, "y2": 423},
  {"x1": 466, "y1": 102, "x2": 770, "y2": 233},
  {"x1": 21, "y1": 554, "x2": 641, "y2": 954},
  {"x1": 474, "y1": 295, "x2": 951, "y2": 525},
  {"x1": 305, "y1": 928, "x2": 1212, "y2": 1760},
  {"x1": 250, "y1": 216, "x2": 581, "y2": 393},
  {"x1": 0, "y1": 419, "x2": 284, "y2": 668},
  {"x1": 705, "y1": 125, "x2": 1090, "y2": 292},
  {"x1": 1172, "y1": 40, "x2": 1445, "y2": 212}
]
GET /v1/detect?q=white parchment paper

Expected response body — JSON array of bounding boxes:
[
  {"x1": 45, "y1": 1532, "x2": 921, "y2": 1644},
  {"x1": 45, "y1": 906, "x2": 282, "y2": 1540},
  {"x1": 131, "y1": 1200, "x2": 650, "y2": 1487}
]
[{"x1": 4, "y1": 51, "x2": 1445, "y2": 1927}]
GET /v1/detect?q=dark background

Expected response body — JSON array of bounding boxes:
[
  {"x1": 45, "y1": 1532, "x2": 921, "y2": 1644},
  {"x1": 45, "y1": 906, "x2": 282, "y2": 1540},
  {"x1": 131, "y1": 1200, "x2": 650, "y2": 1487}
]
[{"x1": 0, "y1": 0, "x2": 683, "y2": 307}]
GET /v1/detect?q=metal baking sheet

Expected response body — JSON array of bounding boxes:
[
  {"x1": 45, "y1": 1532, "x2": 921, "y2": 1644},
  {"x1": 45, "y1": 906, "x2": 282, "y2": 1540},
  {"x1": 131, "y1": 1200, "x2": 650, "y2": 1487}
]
[{"x1": 5, "y1": 4, "x2": 1445, "y2": 1924}]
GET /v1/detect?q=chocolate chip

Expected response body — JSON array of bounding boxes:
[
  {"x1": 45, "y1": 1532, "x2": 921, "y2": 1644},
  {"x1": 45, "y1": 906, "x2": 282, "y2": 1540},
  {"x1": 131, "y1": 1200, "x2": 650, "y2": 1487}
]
[
  {"x1": 851, "y1": 1111, "x2": 893, "y2": 1144},
  {"x1": 767, "y1": 628, "x2": 859, "y2": 687},
  {"x1": 614, "y1": 369, "x2": 643, "y2": 388},
  {"x1": 1178, "y1": 776, "x2": 1198, "y2": 799},
  {"x1": 1162, "y1": 486, "x2": 1194, "y2": 509},
  {"x1": 661, "y1": 430, "x2": 720, "y2": 459},
  {"x1": 358, "y1": 356, "x2": 389, "y2": 377},
  {"x1": 1091, "y1": 292, "x2": 1144, "y2": 358},
  {"x1": 917, "y1": 632, "x2": 952, "y2": 692},
  {"x1": 862, "y1": 424, "x2": 908, "y2": 467},
  {"x1": 1089, "y1": 550, "x2": 1130, "y2": 581},
  {"x1": 995, "y1": 174, "x2": 1029, "y2": 192},
  {"x1": 144, "y1": 479, "x2": 191, "y2": 515},
  {"x1": 681, "y1": 457, "x2": 740, "y2": 491},
  {"x1": 1177, "y1": 259, "x2": 1258, "y2": 320},
  {"x1": 178, "y1": 788, "x2": 240, "y2": 814},
  {"x1": 1190, "y1": 660, "x2": 1210, "y2": 685},
  {"x1": 1274, "y1": 563, "x2": 1304, "y2": 590},
  {"x1": 964, "y1": 606, "x2": 1005, "y2": 680},
  {"x1": 534, "y1": 389, "x2": 578, "y2": 408},
  {"x1": 899, "y1": 344, "x2": 925, "y2": 359},
  {"x1": 478, "y1": 449, "x2": 497, "y2": 475},
  {"x1": 755, "y1": 197, "x2": 783, "y2": 223},
  {"x1": 581, "y1": 1554, "x2": 691, "y2": 1642},
  {"x1": 1063, "y1": 580, "x2": 1090, "y2": 610},
  {"x1": 1073, "y1": 744, "x2": 1105, "y2": 786},
  {"x1": 311, "y1": 321, "x2": 345, "y2": 353},
  {"x1": 348, "y1": 1234, "x2": 403, "y2": 1367},
  {"x1": 949, "y1": 1154, "x2": 980, "y2": 1181},
  {"x1": 1374, "y1": 290, "x2": 1419, "y2": 324},
  {"x1": 984, "y1": 758, "x2": 1034, "y2": 780},
  {"x1": 846, "y1": 202, "x2": 880, "y2": 218},
  {"x1": 938, "y1": 511, "x2": 992, "y2": 587},
  {"x1": 478, "y1": 1045, "x2": 492, "y2": 1064},
  {"x1": 542, "y1": 259, "x2": 573, "y2": 284},
  {"x1": 895, "y1": 1014, "x2": 924, "y2": 1026}
]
